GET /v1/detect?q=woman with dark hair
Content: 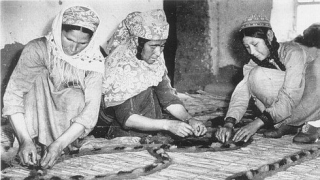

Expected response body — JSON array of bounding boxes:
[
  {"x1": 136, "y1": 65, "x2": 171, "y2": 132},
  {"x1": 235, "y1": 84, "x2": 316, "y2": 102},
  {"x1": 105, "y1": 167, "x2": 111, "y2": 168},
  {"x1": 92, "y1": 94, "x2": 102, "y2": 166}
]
[
  {"x1": 294, "y1": 23, "x2": 320, "y2": 48},
  {"x1": 215, "y1": 15, "x2": 320, "y2": 144},
  {"x1": 102, "y1": 10, "x2": 207, "y2": 139},
  {"x1": 2, "y1": 6, "x2": 104, "y2": 168}
]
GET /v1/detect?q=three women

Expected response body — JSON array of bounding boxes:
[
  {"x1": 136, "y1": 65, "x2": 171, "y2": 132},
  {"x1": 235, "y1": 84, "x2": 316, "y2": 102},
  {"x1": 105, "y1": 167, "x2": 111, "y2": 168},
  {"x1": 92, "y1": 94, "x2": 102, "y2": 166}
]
[{"x1": 3, "y1": 7, "x2": 319, "y2": 170}]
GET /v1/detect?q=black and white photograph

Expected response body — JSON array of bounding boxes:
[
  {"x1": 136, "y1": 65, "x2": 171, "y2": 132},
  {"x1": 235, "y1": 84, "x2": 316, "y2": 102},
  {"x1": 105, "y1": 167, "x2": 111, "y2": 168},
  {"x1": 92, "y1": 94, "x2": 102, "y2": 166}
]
[{"x1": 1, "y1": 0, "x2": 320, "y2": 179}]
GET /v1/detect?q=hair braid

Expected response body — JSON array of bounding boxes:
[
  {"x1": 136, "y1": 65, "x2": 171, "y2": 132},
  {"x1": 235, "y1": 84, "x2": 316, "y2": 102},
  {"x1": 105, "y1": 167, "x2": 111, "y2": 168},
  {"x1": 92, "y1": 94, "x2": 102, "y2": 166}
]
[
  {"x1": 263, "y1": 37, "x2": 286, "y2": 71},
  {"x1": 240, "y1": 27, "x2": 286, "y2": 71}
]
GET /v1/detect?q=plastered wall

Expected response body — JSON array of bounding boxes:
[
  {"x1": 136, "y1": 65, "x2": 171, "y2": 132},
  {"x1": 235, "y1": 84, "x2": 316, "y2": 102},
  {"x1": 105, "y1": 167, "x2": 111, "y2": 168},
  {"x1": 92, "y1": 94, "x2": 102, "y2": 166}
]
[
  {"x1": 0, "y1": 0, "x2": 163, "y2": 107},
  {"x1": 209, "y1": 0, "x2": 272, "y2": 69},
  {"x1": 1, "y1": 0, "x2": 299, "y2": 96},
  {"x1": 174, "y1": 0, "x2": 273, "y2": 92},
  {"x1": 174, "y1": 0, "x2": 212, "y2": 92},
  {"x1": 0, "y1": 0, "x2": 163, "y2": 48}
]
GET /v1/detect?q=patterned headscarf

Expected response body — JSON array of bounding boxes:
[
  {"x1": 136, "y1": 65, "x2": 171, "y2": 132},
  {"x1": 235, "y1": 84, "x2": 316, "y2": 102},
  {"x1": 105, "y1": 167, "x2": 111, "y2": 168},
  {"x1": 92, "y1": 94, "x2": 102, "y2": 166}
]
[
  {"x1": 62, "y1": 6, "x2": 100, "y2": 32},
  {"x1": 239, "y1": 14, "x2": 271, "y2": 32},
  {"x1": 106, "y1": 9, "x2": 169, "y2": 54},
  {"x1": 102, "y1": 9, "x2": 169, "y2": 107},
  {"x1": 46, "y1": 5, "x2": 104, "y2": 74}
]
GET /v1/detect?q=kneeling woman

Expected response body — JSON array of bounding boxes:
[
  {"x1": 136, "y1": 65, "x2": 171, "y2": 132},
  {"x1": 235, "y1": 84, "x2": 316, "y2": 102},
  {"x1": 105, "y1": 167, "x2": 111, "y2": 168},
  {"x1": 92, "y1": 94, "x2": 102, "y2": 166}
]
[
  {"x1": 215, "y1": 15, "x2": 320, "y2": 144},
  {"x1": 102, "y1": 10, "x2": 207, "y2": 139},
  {"x1": 2, "y1": 6, "x2": 104, "y2": 168}
]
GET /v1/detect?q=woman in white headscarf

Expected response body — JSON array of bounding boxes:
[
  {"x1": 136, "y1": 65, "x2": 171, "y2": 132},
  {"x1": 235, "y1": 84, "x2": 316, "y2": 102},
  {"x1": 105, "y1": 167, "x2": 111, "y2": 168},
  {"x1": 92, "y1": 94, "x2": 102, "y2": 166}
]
[
  {"x1": 2, "y1": 5, "x2": 104, "y2": 168},
  {"x1": 102, "y1": 9, "x2": 207, "y2": 139}
]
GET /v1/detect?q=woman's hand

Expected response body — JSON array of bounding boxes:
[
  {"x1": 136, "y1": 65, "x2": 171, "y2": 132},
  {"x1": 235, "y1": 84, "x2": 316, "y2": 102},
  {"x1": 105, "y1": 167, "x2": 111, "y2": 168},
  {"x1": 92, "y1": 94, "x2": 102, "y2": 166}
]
[
  {"x1": 39, "y1": 122, "x2": 85, "y2": 169},
  {"x1": 233, "y1": 119, "x2": 264, "y2": 142},
  {"x1": 188, "y1": 118, "x2": 207, "y2": 136},
  {"x1": 41, "y1": 141, "x2": 64, "y2": 169},
  {"x1": 9, "y1": 113, "x2": 38, "y2": 166},
  {"x1": 165, "y1": 120, "x2": 194, "y2": 137},
  {"x1": 18, "y1": 140, "x2": 38, "y2": 166},
  {"x1": 215, "y1": 123, "x2": 234, "y2": 143}
]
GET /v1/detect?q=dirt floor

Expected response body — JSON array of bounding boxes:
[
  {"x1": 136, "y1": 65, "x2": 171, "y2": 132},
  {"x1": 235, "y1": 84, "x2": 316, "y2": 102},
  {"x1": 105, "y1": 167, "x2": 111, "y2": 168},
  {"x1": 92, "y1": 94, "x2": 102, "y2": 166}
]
[{"x1": 1, "y1": 90, "x2": 320, "y2": 180}]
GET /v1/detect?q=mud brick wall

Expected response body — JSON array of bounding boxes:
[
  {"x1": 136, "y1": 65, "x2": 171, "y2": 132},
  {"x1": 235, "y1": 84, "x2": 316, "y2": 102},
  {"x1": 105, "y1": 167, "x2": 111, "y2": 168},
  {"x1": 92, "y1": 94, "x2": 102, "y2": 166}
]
[
  {"x1": 174, "y1": 0, "x2": 272, "y2": 92},
  {"x1": 174, "y1": 0, "x2": 213, "y2": 92}
]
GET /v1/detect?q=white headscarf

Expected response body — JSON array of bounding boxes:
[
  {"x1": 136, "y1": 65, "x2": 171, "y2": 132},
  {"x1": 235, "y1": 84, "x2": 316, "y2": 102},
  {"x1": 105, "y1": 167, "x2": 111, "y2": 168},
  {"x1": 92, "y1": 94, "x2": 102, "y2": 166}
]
[{"x1": 46, "y1": 5, "x2": 104, "y2": 74}]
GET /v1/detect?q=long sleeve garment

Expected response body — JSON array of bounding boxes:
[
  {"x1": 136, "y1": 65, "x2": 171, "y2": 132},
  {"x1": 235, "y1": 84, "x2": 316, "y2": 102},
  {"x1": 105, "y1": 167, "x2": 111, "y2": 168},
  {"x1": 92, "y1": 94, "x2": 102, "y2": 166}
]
[
  {"x1": 113, "y1": 73, "x2": 183, "y2": 128},
  {"x1": 288, "y1": 45, "x2": 320, "y2": 126},
  {"x1": 226, "y1": 41, "x2": 309, "y2": 124},
  {"x1": 105, "y1": 73, "x2": 183, "y2": 138},
  {"x1": 2, "y1": 38, "x2": 102, "y2": 145}
]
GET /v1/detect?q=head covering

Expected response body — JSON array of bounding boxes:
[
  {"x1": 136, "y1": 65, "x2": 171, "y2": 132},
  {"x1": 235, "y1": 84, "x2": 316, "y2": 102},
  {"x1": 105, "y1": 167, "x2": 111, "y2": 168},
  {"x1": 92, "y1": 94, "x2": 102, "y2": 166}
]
[
  {"x1": 62, "y1": 6, "x2": 100, "y2": 32},
  {"x1": 46, "y1": 5, "x2": 104, "y2": 74},
  {"x1": 239, "y1": 14, "x2": 271, "y2": 32},
  {"x1": 102, "y1": 9, "x2": 168, "y2": 107},
  {"x1": 106, "y1": 9, "x2": 169, "y2": 54},
  {"x1": 125, "y1": 9, "x2": 169, "y2": 40}
]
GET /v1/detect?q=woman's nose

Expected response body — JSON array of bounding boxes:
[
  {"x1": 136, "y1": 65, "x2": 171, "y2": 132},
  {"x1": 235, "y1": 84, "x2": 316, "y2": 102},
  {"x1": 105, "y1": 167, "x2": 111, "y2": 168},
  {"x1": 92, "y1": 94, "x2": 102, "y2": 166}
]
[
  {"x1": 153, "y1": 46, "x2": 162, "y2": 56},
  {"x1": 71, "y1": 43, "x2": 78, "y2": 52},
  {"x1": 249, "y1": 46, "x2": 256, "y2": 55}
]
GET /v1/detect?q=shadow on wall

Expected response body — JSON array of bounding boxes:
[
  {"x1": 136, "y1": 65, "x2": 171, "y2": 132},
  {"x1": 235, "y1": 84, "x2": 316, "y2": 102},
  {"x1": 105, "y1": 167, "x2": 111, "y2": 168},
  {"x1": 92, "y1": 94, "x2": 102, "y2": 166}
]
[
  {"x1": 227, "y1": 27, "x2": 251, "y2": 69},
  {"x1": 1, "y1": 43, "x2": 25, "y2": 109},
  {"x1": 225, "y1": 26, "x2": 251, "y2": 86},
  {"x1": 163, "y1": 0, "x2": 177, "y2": 87},
  {"x1": 204, "y1": 28, "x2": 248, "y2": 98}
]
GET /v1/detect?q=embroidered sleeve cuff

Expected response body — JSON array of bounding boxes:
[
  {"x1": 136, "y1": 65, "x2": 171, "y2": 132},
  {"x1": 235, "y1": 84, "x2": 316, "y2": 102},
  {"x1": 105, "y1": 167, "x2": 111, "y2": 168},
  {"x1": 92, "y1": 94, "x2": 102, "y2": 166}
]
[{"x1": 224, "y1": 117, "x2": 236, "y2": 126}]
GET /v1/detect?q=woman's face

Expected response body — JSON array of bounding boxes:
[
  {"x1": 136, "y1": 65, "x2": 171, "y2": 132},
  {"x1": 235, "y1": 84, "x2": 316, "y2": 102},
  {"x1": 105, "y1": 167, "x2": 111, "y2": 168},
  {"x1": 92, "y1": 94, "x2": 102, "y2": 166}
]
[
  {"x1": 141, "y1": 40, "x2": 166, "y2": 64},
  {"x1": 242, "y1": 36, "x2": 270, "y2": 61},
  {"x1": 61, "y1": 30, "x2": 91, "y2": 56}
]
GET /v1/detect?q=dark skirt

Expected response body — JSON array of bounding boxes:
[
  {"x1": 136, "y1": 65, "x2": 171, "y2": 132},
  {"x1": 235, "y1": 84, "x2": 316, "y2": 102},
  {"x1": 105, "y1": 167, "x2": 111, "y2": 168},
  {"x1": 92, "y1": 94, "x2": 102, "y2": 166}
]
[{"x1": 104, "y1": 87, "x2": 163, "y2": 138}]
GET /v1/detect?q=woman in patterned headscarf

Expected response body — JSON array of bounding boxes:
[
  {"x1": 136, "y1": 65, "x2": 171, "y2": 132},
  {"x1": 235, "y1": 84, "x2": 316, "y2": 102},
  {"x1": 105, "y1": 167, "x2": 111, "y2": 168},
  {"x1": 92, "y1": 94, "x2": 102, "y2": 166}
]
[
  {"x1": 101, "y1": 9, "x2": 207, "y2": 139},
  {"x1": 215, "y1": 15, "x2": 320, "y2": 144},
  {"x1": 2, "y1": 5, "x2": 104, "y2": 168}
]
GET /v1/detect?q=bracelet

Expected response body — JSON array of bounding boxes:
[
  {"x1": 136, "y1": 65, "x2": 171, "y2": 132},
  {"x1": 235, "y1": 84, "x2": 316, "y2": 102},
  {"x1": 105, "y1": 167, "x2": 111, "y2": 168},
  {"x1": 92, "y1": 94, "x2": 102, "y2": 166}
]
[
  {"x1": 224, "y1": 117, "x2": 236, "y2": 126},
  {"x1": 258, "y1": 111, "x2": 273, "y2": 127}
]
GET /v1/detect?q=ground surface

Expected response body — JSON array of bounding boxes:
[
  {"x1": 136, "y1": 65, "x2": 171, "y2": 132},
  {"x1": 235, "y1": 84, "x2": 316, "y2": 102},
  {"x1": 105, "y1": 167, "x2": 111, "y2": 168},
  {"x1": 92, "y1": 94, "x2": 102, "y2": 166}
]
[{"x1": 1, "y1": 90, "x2": 320, "y2": 180}]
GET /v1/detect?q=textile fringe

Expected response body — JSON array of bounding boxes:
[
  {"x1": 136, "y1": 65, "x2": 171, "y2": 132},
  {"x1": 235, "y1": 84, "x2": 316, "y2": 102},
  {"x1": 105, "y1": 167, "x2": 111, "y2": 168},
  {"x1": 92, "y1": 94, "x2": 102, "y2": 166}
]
[{"x1": 49, "y1": 55, "x2": 86, "y2": 89}]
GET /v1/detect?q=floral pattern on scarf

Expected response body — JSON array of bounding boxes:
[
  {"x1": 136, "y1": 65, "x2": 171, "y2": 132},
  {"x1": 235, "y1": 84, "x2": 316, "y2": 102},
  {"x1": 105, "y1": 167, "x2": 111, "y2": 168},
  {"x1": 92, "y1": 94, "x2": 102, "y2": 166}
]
[
  {"x1": 106, "y1": 9, "x2": 169, "y2": 55},
  {"x1": 62, "y1": 6, "x2": 100, "y2": 32},
  {"x1": 103, "y1": 39, "x2": 167, "y2": 107},
  {"x1": 103, "y1": 9, "x2": 170, "y2": 107}
]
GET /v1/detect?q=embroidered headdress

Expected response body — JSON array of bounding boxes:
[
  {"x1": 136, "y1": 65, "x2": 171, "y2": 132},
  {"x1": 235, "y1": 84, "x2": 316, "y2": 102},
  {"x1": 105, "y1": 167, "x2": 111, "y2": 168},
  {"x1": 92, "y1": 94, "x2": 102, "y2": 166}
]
[
  {"x1": 239, "y1": 14, "x2": 271, "y2": 31},
  {"x1": 106, "y1": 9, "x2": 169, "y2": 54},
  {"x1": 103, "y1": 9, "x2": 169, "y2": 107},
  {"x1": 125, "y1": 9, "x2": 169, "y2": 40},
  {"x1": 62, "y1": 6, "x2": 100, "y2": 32}
]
